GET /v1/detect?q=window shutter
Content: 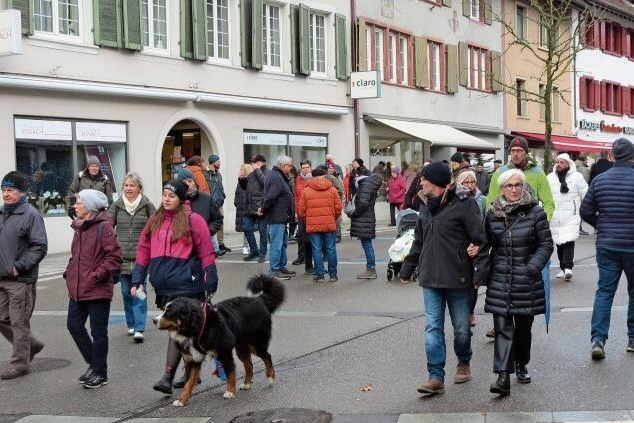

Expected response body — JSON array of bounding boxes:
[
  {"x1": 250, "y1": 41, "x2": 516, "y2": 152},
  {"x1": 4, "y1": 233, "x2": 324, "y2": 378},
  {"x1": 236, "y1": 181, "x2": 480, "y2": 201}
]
[
  {"x1": 579, "y1": 77, "x2": 587, "y2": 109},
  {"x1": 192, "y1": 0, "x2": 208, "y2": 60},
  {"x1": 357, "y1": 17, "x2": 367, "y2": 71},
  {"x1": 414, "y1": 37, "x2": 429, "y2": 88},
  {"x1": 122, "y1": 0, "x2": 142, "y2": 50},
  {"x1": 490, "y1": 50, "x2": 501, "y2": 92},
  {"x1": 7, "y1": 0, "x2": 34, "y2": 35},
  {"x1": 251, "y1": 0, "x2": 263, "y2": 70},
  {"x1": 616, "y1": 84, "x2": 623, "y2": 114},
  {"x1": 180, "y1": 0, "x2": 194, "y2": 58},
  {"x1": 622, "y1": 29, "x2": 630, "y2": 57},
  {"x1": 298, "y1": 3, "x2": 310, "y2": 75},
  {"x1": 600, "y1": 81, "x2": 607, "y2": 111},
  {"x1": 462, "y1": 0, "x2": 470, "y2": 17},
  {"x1": 591, "y1": 23, "x2": 600, "y2": 48},
  {"x1": 290, "y1": 5, "x2": 299, "y2": 74},
  {"x1": 621, "y1": 86, "x2": 629, "y2": 114},
  {"x1": 240, "y1": 0, "x2": 253, "y2": 67},
  {"x1": 335, "y1": 13, "x2": 348, "y2": 80},
  {"x1": 484, "y1": 0, "x2": 492, "y2": 24},
  {"x1": 458, "y1": 41, "x2": 468, "y2": 87},
  {"x1": 442, "y1": 0, "x2": 451, "y2": 6},
  {"x1": 446, "y1": 43, "x2": 458, "y2": 93},
  {"x1": 93, "y1": 0, "x2": 122, "y2": 48},
  {"x1": 592, "y1": 79, "x2": 600, "y2": 111},
  {"x1": 599, "y1": 22, "x2": 606, "y2": 50}
]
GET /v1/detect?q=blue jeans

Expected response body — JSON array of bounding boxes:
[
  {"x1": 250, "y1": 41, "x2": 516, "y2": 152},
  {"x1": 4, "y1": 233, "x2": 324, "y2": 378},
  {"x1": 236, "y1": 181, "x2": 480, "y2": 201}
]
[
  {"x1": 67, "y1": 299, "x2": 111, "y2": 378},
  {"x1": 422, "y1": 287, "x2": 472, "y2": 381},
  {"x1": 119, "y1": 274, "x2": 147, "y2": 333},
  {"x1": 243, "y1": 215, "x2": 268, "y2": 259},
  {"x1": 309, "y1": 232, "x2": 337, "y2": 278},
  {"x1": 360, "y1": 238, "x2": 375, "y2": 269},
  {"x1": 268, "y1": 223, "x2": 288, "y2": 273},
  {"x1": 591, "y1": 248, "x2": 634, "y2": 343}
]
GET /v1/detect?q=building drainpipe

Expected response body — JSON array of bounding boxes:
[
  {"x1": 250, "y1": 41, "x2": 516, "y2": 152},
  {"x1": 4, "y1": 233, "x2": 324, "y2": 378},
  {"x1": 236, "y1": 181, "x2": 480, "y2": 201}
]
[{"x1": 350, "y1": 0, "x2": 360, "y2": 157}]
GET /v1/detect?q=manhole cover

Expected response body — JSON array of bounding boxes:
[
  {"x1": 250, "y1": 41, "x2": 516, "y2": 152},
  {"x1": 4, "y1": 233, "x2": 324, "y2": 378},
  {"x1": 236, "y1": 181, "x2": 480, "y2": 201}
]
[
  {"x1": 229, "y1": 408, "x2": 331, "y2": 423},
  {"x1": 0, "y1": 358, "x2": 72, "y2": 374}
]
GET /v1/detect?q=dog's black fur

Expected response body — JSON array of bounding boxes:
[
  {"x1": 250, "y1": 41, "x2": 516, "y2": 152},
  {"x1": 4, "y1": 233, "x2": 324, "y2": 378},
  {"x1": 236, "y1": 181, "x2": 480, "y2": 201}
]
[{"x1": 156, "y1": 274, "x2": 286, "y2": 406}]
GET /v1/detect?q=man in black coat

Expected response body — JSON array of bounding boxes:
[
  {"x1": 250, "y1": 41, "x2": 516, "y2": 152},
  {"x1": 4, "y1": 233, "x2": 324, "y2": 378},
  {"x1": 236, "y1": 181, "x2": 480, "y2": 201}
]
[{"x1": 399, "y1": 162, "x2": 489, "y2": 396}]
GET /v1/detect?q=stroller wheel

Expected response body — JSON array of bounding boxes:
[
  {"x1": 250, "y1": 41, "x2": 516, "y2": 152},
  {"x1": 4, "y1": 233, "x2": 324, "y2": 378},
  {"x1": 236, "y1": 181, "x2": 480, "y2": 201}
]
[{"x1": 387, "y1": 269, "x2": 393, "y2": 280}]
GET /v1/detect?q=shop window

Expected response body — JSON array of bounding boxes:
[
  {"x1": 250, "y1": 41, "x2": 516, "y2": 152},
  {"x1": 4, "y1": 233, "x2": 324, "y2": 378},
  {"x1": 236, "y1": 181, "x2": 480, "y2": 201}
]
[{"x1": 243, "y1": 131, "x2": 327, "y2": 171}]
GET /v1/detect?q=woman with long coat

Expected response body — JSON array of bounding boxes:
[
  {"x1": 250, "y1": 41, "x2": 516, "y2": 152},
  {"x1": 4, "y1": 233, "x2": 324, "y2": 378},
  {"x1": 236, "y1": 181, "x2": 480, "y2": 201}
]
[{"x1": 484, "y1": 169, "x2": 553, "y2": 396}]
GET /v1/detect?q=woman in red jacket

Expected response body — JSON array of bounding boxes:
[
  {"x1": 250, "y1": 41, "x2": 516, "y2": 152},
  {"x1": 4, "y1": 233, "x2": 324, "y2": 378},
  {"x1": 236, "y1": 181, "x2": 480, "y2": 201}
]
[
  {"x1": 386, "y1": 166, "x2": 406, "y2": 226},
  {"x1": 64, "y1": 189, "x2": 122, "y2": 389}
]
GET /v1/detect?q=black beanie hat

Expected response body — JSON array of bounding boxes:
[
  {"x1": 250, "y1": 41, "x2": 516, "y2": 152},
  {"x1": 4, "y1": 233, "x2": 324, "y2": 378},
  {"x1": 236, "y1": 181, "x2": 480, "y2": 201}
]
[
  {"x1": 353, "y1": 157, "x2": 364, "y2": 166},
  {"x1": 1, "y1": 171, "x2": 27, "y2": 192},
  {"x1": 311, "y1": 167, "x2": 327, "y2": 177},
  {"x1": 163, "y1": 179, "x2": 188, "y2": 201},
  {"x1": 421, "y1": 162, "x2": 451, "y2": 188},
  {"x1": 612, "y1": 138, "x2": 634, "y2": 161},
  {"x1": 450, "y1": 152, "x2": 464, "y2": 163},
  {"x1": 509, "y1": 136, "x2": 529, "y2": 153}
]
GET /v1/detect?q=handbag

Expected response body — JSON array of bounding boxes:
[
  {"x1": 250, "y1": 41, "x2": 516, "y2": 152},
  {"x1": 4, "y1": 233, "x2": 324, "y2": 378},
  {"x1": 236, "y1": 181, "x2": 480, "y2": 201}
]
[{"x1": 344, "y1": 194, "x2": 356, "y2": 216}]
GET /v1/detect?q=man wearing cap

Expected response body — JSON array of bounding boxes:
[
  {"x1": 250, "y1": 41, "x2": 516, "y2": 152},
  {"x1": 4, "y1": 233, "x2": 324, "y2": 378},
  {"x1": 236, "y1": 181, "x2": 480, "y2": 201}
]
[
  {"x1": 66, "y1": 155, "x2": 114, "y2": 219},
  {"x1": 205, "y1": 154, "x2": 230, "y2": 254},
  {"x1": 0, "y1": 172, "x2": 48, "y2": 379},
  {"x1": 399, "y1": 162, "x2": 489, "y2": 396},
  {"x1": 581, "y1": 137, "x2": 634, "y2": 360},
  {"x1": 242, "y1": 154, "x2": 269, "y2": 262}
]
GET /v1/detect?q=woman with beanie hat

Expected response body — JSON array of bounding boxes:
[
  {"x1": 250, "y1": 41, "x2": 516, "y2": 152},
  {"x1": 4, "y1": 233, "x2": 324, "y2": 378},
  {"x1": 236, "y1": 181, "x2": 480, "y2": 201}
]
[
  {"x1": 66, "y1": 156, "x2": 114, "y2": 219},
  {"x1": 386, "y1": 166, "x2": 406, "y2": 226},
  {"x1": 131, "y1": 179, "x2": 218, "y2": 395},
  {"x1": 64, "y1": 189, "x2": 123, "y2": 389}
]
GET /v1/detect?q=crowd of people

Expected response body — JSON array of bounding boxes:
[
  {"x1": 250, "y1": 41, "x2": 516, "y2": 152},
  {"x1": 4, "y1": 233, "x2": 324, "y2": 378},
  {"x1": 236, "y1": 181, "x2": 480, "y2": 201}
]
[{"x1": 0, "y1": 138, "x2": 631, "y2": 401}]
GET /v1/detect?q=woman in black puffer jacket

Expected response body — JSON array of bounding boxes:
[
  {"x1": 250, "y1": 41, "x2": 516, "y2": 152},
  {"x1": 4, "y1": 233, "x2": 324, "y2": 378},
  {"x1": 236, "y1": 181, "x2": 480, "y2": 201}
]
[
  {"x1": 484, "y1": 168, "x2": 553, "y2": 397},
  {"x1": 348, "y1": 172, "x2": 383, "y2": 279}
]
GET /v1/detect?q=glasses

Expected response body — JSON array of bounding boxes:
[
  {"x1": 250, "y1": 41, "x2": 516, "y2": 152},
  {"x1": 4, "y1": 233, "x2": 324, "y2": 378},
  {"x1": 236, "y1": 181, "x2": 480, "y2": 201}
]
[
  {"x1": 503, "y1": 183, "x2": 523, "y2": 191},
  {"x1": 463, "y1": 180, "x2": 476, "y2": 185},
  {"x1": 75, "y1": 201, "x2": 84, "y2": 205}
]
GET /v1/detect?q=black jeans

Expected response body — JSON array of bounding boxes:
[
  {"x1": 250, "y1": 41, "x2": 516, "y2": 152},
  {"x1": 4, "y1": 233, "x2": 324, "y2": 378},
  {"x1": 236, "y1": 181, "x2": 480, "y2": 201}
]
[
  {"x1": 557, "y1": 241, "x2": 575, "y2": 270},
  {"x1": 389, "y1": 203, "x2": 402, "y2": 226},
  {"x1": 296, "y1": 218, "x2": 313, "y2": 269},
  {"x1": 492, "y1": 314, "x2": 534, "y2": 373},
  {"x1": 67, "y1": 299, "x2": 111, "y2": 378}
]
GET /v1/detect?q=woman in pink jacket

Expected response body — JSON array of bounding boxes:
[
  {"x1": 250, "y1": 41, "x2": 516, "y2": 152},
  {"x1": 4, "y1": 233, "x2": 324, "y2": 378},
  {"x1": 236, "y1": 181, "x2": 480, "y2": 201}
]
[{"x1": 386, "y1": 166, "x2": 407, "y2": 226}]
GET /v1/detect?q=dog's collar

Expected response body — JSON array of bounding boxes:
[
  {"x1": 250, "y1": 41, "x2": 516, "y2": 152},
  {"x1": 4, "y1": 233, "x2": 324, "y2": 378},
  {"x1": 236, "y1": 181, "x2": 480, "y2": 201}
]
[{"x1": 197, "y1": 301, "x2": 215, "y2": 349}]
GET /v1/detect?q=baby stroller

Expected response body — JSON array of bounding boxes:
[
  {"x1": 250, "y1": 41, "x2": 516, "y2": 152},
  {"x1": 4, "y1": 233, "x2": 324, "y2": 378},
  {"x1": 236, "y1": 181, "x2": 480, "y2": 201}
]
[{"x1": 387, "y1": 209, "x2": 419, "y2": 280}]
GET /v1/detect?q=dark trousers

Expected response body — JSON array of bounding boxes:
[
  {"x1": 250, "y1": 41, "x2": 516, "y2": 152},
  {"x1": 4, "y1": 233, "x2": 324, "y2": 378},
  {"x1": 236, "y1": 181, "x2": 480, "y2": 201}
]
[
  {"x1": 470, "y1": 286, "x2": 478, "y2": 314},
  {"x1": 389, "y1": 203, "x2": 402, "y2": 226},
  {"x1": 492, "y1": 314, "x2": 534, "y2": 373},
  {"x1": 557, "y1": 241, "x2": 575, "y2": 269},
  {"x1": 67, "y1": 299, "x2": 111, "y2": 378},
  {"x1": 296, "y1": 218, "x2": 313, "y2": 269}
]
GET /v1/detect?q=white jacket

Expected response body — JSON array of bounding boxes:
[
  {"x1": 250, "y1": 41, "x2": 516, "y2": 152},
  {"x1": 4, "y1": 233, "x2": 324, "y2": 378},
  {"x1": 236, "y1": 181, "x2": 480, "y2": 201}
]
[{"x1": 547, "y1": 154, "x2": 588, "y2": 245}]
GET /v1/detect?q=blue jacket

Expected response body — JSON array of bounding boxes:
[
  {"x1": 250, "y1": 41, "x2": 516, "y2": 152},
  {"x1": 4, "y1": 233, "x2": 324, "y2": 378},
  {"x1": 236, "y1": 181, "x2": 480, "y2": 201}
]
[{"x1": 580, "y1": 161, "x2": 634, "y2": 251}]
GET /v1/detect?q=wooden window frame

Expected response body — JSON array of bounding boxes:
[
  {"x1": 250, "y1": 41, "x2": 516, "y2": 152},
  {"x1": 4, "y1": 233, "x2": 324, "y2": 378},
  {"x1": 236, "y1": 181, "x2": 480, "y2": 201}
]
[
  {"x1": 364, "y1": 20, "x2": 412, "y2": 86},
  {"x1": 468, "y1": 44, "x2": 489, "y2": 91},
  {"x1": 516, "y1": 78, "x2": 527, "y2": 117}
]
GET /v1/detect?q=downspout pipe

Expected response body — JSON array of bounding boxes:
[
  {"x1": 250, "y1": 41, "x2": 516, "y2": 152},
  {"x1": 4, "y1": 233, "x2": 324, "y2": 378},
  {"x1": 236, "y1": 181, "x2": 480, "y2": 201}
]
[{"x1": 350, "y1": 0, "x2": 360, "y2": 157}]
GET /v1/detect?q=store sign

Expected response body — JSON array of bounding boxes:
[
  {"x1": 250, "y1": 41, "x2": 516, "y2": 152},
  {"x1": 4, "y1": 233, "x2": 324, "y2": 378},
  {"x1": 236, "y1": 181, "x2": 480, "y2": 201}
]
[
  {"x1": 14, "y1": 119, "x2": 72, "y2": 140},
  {"x1": 0, "y1": 10, "x2": 21, "y2": 56},
  {"x1": 579, "y1": 119, "x2": 634, "y2": 135},
  {"x1": 289, "y1": 134, "x2": 327, "y2": 147},
  {"x1": 76, "y1": 122, "x2": 127, "y2": 142},
  {"x1": 243, "y1": 132, "x2": 287, "y2": 145},
  {"x1": 350, "y1": 71, "x2": 381, "y2": 99}
]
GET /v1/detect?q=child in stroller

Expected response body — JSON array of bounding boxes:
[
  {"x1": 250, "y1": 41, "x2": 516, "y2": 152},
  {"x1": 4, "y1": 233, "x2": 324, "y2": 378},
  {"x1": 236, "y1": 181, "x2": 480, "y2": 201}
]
[{"x1": 387, "y1": 208, "x2": 419, "y2": 281}]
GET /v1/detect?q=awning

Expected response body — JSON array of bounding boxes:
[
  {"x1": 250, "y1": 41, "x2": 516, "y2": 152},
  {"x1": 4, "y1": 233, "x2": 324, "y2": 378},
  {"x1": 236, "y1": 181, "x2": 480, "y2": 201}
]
[
  {"x1": 372, "y1": 117, "x2": 498, "y2": 150},
  {"x1": 511, "y1": 131, "x2": 613, "y2": 153}
]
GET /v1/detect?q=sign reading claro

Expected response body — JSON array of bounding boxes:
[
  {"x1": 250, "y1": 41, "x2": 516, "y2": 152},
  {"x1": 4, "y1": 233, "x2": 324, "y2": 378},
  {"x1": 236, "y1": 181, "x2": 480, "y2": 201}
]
[{"x1": 350, "y1": 71, "x2": 382, "y2": 99}]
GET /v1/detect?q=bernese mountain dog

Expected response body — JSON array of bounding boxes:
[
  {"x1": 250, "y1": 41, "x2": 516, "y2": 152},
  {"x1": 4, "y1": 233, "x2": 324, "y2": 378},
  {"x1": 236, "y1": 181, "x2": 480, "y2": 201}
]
[{"x1": 155, "y1": 273, "x2": 286, "y2": 406}]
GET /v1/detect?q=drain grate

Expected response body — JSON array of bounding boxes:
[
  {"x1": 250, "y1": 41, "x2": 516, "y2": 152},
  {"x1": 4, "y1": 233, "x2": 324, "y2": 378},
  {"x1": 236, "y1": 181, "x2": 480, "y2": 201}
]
[{"x1": 229, "y1": 408, "x2": 331, "y2": 423}]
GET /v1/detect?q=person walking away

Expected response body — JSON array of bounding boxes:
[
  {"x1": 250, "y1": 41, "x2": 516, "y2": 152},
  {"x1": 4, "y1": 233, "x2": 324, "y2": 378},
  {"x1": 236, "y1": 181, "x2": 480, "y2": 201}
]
[
  {"x1": 347, "y1": 172, "x2": 383, "y2": 279},
  {"x1": 108, "y1": 173, "x2": 155, "y2": 343},
  {"x1": 243, "y1": 155, "x2": 269, "y2": 262},
  {"x1": 205, "y1": 154, "x2": 230, "y2": 253},
  {"x1": 589, "y1": 150, "x2": 613, "y2": 184},
  {"x1": 386, "y1": 166, "x2": 406, "y2": 226},
  {"x1": 398, "y1": 162, "x2": 489, "y2": 396},
  {"x1": 184, "y1": 156, "x2": 210, "y2": 194},
  {"x1": 132, "y1": 179, "x2": 218, "y2": 394},
  {"x1": 66, "y1": 155, "x2": 113, "y2": 219},
  {"x1": 546, "y1": 153, "x2": 588, "y2": 281},
  {"x1": 259, "y1": 155, "x2": 296, "y2": 280},
  {"x1": 64, "y1": 189, "x2": 123, "y2": 389},
  {"x1": 580, "y1": 138, "x2": 634, "y2": 360},
  {"x1": 475, "y1": 162, "x2": 490, "y2": 196},
  {"x1": 234, "y1": 163, "x2": 253, "y2": 255},
  {"x1": 291, "y1": 160, "x2": 315, "y2": 274},
  {"x1": 0, "y1": 171, "x2": 48, "y2": 380},
  {"x1": 297, "y1": 167, "x2": 342, "y2": 283},
  {"x1": 484, "y1": 169, "x2": 553, "y2": 396}
]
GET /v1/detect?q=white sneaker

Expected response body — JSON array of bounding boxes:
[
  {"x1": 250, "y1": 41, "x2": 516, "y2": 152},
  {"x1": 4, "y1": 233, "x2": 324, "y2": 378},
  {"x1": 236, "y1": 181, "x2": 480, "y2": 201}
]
[
  {"x1": 127, "y1": 328, "x2": 134, "y2": 336},
  {"x1": 133, "y1": 332, "x2": 144, "y2": 343},
  {"x1": 556, "y1": 270, "x2": 564, "y2": 278},
  {"x1": 564, "y1": 269, "x2": 573, "y2": 280},
  {"x1": 242, "y1": 246, "x2": 250, "y2": 255}
]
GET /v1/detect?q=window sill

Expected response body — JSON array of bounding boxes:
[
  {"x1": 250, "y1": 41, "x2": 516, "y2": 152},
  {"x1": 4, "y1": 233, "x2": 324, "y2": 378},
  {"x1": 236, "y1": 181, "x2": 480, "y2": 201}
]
[
  {"x1": 306, "y1": 74, "x2": 338, "y2": 85},
  {"x1": 259, "y1": 69, "x2": 295, "y2": 82},
  {"x1": 28, "y1": 36, "x2": 98, "y2": 54},
  {"x1": 135, "y1": 51, "x2": 184, "y2": 64},
  {"x1": 516, "y1": 115, "x2": 530, "y2": 120},
  {"x1": 602, "y1": 110, "x2": 623, "y2": 117}
]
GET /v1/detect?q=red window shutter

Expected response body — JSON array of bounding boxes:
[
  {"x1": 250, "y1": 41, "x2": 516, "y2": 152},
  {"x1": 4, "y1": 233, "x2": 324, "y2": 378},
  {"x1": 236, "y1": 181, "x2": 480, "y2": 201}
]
[
  {"x1": 600, "y1": 81, "x2": 607, "y2": 111},
  {"x1": 600, "y1": 22, "x2": 607, "y2": 50},
  {"x1": 579, "y1": 77, "x2": 588, "y2": 109},
  {"x1": 592, "y1": 80, "x2": 600, "y2": 111},
  {"x1": 592, "y1": 23, "x2": 600, "y2": 48},
  {"x1": 616, "y1": 84, "x2": 623, "y2": 114},
  {"x1": 622, "y1": 29, "x2": 629, "y2": 56},
  {"x1": 622, "y1": 86, "x2": 630, "y2": 115}
]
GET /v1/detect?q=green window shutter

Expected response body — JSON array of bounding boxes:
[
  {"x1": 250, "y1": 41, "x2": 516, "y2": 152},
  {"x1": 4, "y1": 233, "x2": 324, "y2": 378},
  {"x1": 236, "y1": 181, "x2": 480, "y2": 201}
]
[
  {"x1": 458, "y1": 41, "x2": 468, "y2": 87},
  {"x1": 335, "y1": 13, "x2": 347, "y2": 80},
  {"x1": 7, "y1": 0, "x2": 34, "y2": 35},
  {"x1": 442, "y1": 0, "x2": 451, "y2": 6},
  {"x1": 490, "y1": 50, "x2": 502, "y2": 92},
  {"x1": 414, "y1": 37, "x2": 428, "y2": 88},
  {"x1": 122, "y1": 0, "x2": 141, "y2": 50},
  {"x1": 290, "y1": 5, "x2": 299, "y2": 74},
  {"x1": 462, "y1": 0, "x2": 470, "y2": 18},
  {"x1": 192, "y1": 0, "x2": 208, "y2": 60},
  {"x1": 251, "y1": 0, "x2": 263, "y2": 69},
  {"x1": 357, "y1": 17, "x2": 367, "y2": 71},
  {"x1": 93, "y1": 0, "x2": 122, "y2": 48},
  {"x1": 446, "y1": 44, "x2": 459, "y2": 93},
  {"x1": 240, "y1": 0, "x2": 253, "y2": 67},
  {"x1": 298, "y1": 3, "x2": 310, "y2": 75},
  {"x1": 484, "y1": 0, "x2": 492, "y2": 24},
  {"x1": 180, "y1": 0, "x2": 194, "y2": 58}
]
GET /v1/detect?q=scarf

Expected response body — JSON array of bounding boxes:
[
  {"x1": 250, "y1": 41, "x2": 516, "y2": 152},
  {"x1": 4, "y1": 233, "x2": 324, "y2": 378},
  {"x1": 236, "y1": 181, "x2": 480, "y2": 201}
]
[
  {"x1": 3, "y1": 195, "x2": 27, "y2": 214},
  {"x1": 491, "y1": 190, "x2": 533, "y2": 219},
  {"x1": 556, "y1": 168, "x2": 569, "y2": 193},
  {"x1": 299, "y1": 171, "x2": 312, "y2": 181},
  {"x1": 123, "y1": 194, "x2": 142, "y2": 215}
]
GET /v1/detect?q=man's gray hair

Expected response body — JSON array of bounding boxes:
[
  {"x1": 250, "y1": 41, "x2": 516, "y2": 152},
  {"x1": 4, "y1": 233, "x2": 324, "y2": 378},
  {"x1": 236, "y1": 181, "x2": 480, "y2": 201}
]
[
  {"x1": 497, "y1": 168, "x2": 526, "y2": 187},
  {"x1": 276, "y1": 155, "x2": 293, "y2": 167}
]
